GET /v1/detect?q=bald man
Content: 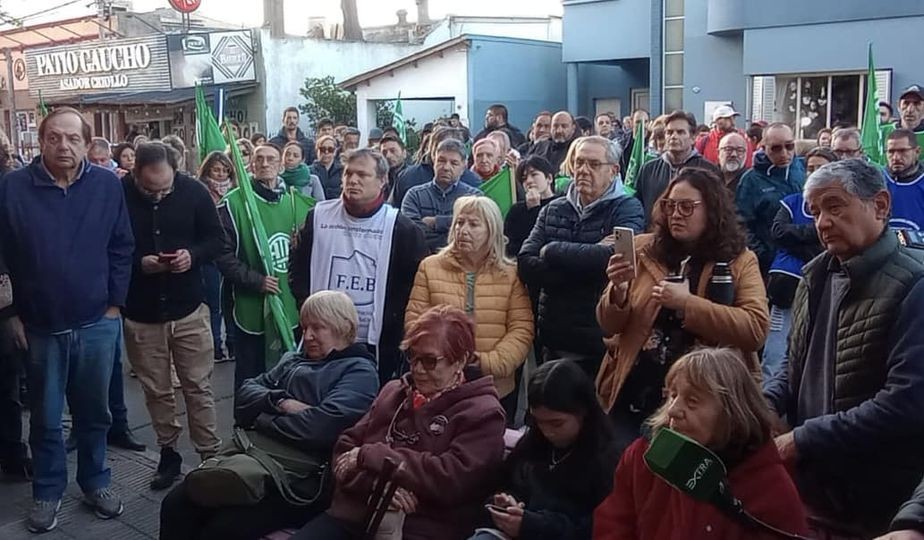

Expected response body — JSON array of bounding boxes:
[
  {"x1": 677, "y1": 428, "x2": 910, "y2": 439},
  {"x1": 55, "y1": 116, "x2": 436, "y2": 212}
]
[
  {"x1": 718, "y1": 132, "x2": 749, "y2": 193},
  {"x1": 735, "y1": 123, "x2": 806, "y2": 275},
  {"x1": 529, "y1": 111, "x2": 578, "y2": 171}
]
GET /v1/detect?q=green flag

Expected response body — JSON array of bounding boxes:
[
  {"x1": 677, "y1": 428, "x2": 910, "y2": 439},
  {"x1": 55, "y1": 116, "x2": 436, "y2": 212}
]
[
  {"x1": 554, "y1": 175, "x2": 571, "y2": 194},
  {"x1": 197, "y1": 85, "x2": 227, "y2": 162},
  {"x1": 222, "y1": 123, "x2": 296, "y2": 359},
  {"x1": 38, "y1": 90, "x2": 49, "y2": 117},
  {"x1": 481, "y1": 166, "x2": 515, "y2": 218},
  {"x1": 860, "y1": 43, "x2": 883, "y2": 165},
  {"x1": 624, "y1": 119, "x2": 647, "y2": 196},
  {"x1": 393, "y1": 93, "x2": 407, "y2": 145}
]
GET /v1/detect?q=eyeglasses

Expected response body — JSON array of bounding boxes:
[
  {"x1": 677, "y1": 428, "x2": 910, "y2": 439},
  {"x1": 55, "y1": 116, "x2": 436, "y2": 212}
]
[
  {"x1": 660, "y1": 198, "x2": 704, "y2": 217},
  {"x1": 406, "y1": 351, "x2": 447, "y2": 371},
  {"x1": 768, "y1": 142, "x2": 795, "y2": 153},
  {"x1": 720, "y1": 146, "x2": 747, "y2": 155},
  {"x1": 318, "y1": 146, "x2": 336, "y2": 154},
  {"x1": 833, "y1": 148, "x2": 862, "y2": 157},
  {"x1": 573, "y1": 158, "x2": 614, "y2": 170}
]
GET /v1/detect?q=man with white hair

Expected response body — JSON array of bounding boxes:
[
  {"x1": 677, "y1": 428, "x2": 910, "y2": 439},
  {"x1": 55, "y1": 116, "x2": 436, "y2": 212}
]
[
  {"x1": 518, "y1": 136, "x2": 644, "y2": 378},
  {"x1": 471, "y1": 138, "x2": 501, "y2": 181},
  {"x1": 765, "y1": 158, "x2": 924, "y2": 538}
]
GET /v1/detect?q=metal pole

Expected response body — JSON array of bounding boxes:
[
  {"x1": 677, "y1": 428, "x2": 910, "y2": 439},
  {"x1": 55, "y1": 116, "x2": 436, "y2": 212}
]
[{"x1": 4, "y1": 48, "x2": 18, "y2": 158}]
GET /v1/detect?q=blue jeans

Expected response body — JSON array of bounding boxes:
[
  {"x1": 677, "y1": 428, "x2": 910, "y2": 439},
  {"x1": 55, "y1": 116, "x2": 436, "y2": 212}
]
[
  {"x1": 201, "y1": 263, "x2": 224, "y2": 353},
  {"x1": 761, "y1": 305, "x2": 793, "y2": 388},
  {"x1": 26, "y1": 316, "x2": 121, "y2": 501}
]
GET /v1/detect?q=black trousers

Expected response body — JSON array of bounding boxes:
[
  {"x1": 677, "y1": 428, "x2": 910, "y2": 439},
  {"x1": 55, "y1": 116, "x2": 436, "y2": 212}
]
[
  {"x1": 159, "y1": 480, "x2": 322, "y2": 540},
  {"x1": 0, "y1": 345, "x2": 27, "y2": 464},
  {"x1": 233, "y1": 326, "x2": 265, "y2": 392},
  {"x1": 291, "y1": 513, "x2": 358, "y2": 540}
]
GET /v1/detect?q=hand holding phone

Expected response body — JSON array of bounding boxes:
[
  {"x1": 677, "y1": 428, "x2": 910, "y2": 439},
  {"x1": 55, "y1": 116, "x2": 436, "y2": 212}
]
[
  {"x1": 158, "y1": 252, "x2": 179, "y2": 263},
  {"x1": 485, "y1": 504, "x2": 510, "y2": 514}
]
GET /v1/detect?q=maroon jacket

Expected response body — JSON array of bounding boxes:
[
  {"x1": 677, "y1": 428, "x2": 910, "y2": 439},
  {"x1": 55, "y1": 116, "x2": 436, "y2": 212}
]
[{"x1": 329, "y1": 374, "x2": 506, "y2": 540}]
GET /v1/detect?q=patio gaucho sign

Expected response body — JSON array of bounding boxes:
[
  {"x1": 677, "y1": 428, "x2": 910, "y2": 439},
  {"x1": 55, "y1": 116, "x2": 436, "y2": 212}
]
[{"x1": 26, "y1": 36, "x2": 171, "y2": 98}]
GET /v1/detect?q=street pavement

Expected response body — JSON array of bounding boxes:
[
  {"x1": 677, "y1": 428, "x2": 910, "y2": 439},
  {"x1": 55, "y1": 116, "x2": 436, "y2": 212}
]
[{"x1": 0, "y1": 361, "x2": 237, "y2": 540}]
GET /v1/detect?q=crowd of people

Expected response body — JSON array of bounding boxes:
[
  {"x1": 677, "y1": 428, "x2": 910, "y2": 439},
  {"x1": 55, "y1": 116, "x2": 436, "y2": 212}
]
[{"x1": 0, "y1": 84, "x2": 923, "y2": 540}]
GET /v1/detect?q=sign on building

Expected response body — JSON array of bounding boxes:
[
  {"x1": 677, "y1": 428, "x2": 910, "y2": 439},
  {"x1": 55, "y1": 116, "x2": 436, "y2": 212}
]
[
  {"x1": 25, "y1": 36, "x2": 171, "y2": 98},
  {"x1": 168, "y1": 30, "x2": 255, "y2": 88}
]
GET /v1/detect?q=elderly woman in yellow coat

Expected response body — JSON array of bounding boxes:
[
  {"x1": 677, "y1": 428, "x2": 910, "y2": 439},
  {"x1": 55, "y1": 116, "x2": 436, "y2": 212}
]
[{"x1": 406, "y1": 196, "x2": 534, "y2": 424}]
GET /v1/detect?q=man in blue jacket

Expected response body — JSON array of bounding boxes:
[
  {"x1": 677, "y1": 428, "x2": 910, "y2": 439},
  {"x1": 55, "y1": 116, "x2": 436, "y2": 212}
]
[
  {"x1": 735, "y1": 123, "x2": 805, "y2": 276},
  {"x1": 764, "y1": 159, "x2": 924, "y2": 538},
  {"x1": 518, "y1": 136, "x2": 644, "y2": 378},
  {"x1": 0, "y1": 107, "x2": 135, "y2": 533}
]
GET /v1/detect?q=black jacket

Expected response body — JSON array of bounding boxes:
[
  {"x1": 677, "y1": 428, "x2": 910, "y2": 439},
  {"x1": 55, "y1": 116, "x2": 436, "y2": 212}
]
[
  {"x1": 634, "y1": 152, "x2": 719, "y2": 221},
  {"x1": 518, "y1": 186, "x2": 645, "y2": 356},
  {"x1": 529, "y1": 137, "x2": 579, "y2": 172},
  {"x1": 490, "y1": 435, "x2": 619, "y2": 540},
  {"x1": 234, "y1": 344, "x2": 379, "y2": 453},
  {"x1": 288, "y1": 202, "x2": 428, "y2": 383},
  {"x1": 269, "y1": 127, "x2": 316, "y2": 164},
  {"x1": 891, "y1": 476, "x2": 924, "y2": 534},
  {"x1": 504, "y1": 197, "x2": 558, "y2": 258},
  {"x1": 122, "y1": 173, "x2": 223, "y2": 323},
  {"x1": 215, "y1": 181, "x2": 282, "y2": 294},
  {"x1": 0, "y1": 232, "x2": 11, "y2": 322},
  {"x1": 309, "y1": 159, "x2": 344, "y2": 200}
]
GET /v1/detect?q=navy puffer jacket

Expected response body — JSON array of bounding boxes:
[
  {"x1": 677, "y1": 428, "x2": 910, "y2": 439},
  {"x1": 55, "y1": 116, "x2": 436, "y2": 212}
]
[{"x1": 518, "y1": 179, "x2": 644, "y2": 357}]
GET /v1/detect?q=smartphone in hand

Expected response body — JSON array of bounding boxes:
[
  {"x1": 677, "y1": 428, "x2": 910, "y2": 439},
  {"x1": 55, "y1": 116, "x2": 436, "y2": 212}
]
[
  {"x1": 158, "y1": 252, "x2": 179, "y2": 264},
  {"x1": 612, "y1": 227, "x2": 637, "y2": 276},
  {"x1": 485, "y1": 504, "x2": 510, "y2": 514}
]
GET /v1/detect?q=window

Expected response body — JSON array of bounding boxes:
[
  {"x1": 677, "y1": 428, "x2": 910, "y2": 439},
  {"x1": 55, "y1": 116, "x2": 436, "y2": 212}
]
[
  {"x1": 662, "y1": 1, "x2": 685, "y2": 112},
  {"x1": 751, "y1": 71, "x2": 892, "y2": 139}
]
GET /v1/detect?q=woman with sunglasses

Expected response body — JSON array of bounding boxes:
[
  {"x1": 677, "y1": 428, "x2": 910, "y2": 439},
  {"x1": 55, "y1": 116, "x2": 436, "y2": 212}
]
[
  {"x1": 596, "y1": 166, "x2": 769, "y2": 451},
  {"x1": 406, "y1": 196, "x2": 534, "y2": 423},
  {"x1": 236, "y1": 138, "x2": 255, "y2": 171},
  {"x1": 293, "y1": 304, "x2": 507, "y2": 540},
  {"x1": 310, "y1": 134, "x2": 345, "y2": 200}
]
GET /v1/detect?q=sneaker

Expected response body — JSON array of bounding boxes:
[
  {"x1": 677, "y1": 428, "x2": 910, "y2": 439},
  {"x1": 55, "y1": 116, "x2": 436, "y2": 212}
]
[
  {"x1": 27, "y1": 499, "x2": 61, "y2": 533},
  {"x1": 150, "y1": 447, "x2": 182, "y2": 491},
  {"x1": 83, "y1": 487, "x2": 124, "y2": 519}
]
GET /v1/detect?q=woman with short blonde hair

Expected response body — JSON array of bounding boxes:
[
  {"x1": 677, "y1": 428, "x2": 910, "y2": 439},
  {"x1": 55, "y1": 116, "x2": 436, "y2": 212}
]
[
  {"x1": 299, "y1": 290, "x2": 358, "y2": 344},
  {"x1": 406, "y1": 196, "x2": 533, "y2": 422}
]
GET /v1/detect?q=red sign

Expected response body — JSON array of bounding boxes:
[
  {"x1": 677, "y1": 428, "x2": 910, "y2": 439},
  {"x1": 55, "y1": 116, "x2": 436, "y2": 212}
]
[{"x1": 168, "y1": 0, "x2": 201, "y2": 13}]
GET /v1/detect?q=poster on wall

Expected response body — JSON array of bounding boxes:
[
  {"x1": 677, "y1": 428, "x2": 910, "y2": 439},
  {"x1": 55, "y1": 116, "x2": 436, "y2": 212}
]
[{"x1": 169, "y1": 30, "x2": 254, "y2": 88}]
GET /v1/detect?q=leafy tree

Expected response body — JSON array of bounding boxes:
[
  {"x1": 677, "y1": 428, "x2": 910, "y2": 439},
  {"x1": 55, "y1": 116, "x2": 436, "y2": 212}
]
[{"x1": 298, "y1": 76, "x2": 356, "y2": 127}]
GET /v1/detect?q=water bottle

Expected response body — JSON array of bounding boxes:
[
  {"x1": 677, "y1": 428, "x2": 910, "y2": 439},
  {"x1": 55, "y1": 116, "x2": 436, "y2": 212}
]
[{"x1": 706, "y1": 262, "x2": 735, "y2": 306}]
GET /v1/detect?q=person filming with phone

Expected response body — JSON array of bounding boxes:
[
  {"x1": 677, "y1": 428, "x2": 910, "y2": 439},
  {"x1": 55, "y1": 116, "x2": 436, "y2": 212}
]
[
  {"x1": 596, "y1": 167, "x2": 769, "y2": 451},
  {"x1": 122, "y1": 142, "x2": 225, "y2": 490}
]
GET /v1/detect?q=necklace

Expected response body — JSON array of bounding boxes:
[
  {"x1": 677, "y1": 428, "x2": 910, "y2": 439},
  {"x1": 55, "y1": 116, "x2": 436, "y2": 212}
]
[{"x1": 549, "y1": 448, "x2": 574, "y2": 471}]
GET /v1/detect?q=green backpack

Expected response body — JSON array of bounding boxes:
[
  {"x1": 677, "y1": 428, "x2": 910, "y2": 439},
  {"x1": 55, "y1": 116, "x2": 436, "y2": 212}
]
[{"x1": 185, "y1": 427, "x2": 329, "y2": 508}]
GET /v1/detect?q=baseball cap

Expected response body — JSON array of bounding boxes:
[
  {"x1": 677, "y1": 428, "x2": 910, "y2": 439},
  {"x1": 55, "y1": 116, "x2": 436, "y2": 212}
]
[
  {"x1": 368, "y1": 127, "x2": 384, "y2": 140},
  {"x1": 899, "y1": 84, "x2": 924, "y2": 101},
  {"x1": 712, "y1": 105, "x2": 740, "y2": 122}
]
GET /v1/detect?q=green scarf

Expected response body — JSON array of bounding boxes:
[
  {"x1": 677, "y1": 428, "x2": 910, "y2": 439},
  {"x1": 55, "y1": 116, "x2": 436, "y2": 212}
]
[{"x1": 280, "y1": 163, "x2": 311, "y2": 189}]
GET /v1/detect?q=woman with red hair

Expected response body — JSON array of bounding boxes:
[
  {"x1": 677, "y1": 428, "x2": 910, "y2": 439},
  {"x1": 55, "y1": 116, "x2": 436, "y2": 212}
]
[{"x1": 293, "y1": 304, "x2": 507, "y2": 540}]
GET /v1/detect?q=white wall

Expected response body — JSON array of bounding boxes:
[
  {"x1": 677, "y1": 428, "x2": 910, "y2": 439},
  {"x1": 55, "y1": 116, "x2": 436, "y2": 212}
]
[
  {"x1": 354, "y1": 46, "x2": 470, "y2": 145},
  {"x1": 258, "y1": 28, "x2": 421, "y2": 133}
]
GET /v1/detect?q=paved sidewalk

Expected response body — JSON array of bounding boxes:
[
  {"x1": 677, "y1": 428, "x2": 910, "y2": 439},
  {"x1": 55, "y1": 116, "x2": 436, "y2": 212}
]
[{"x1": 0, "y1": 361, "x2": 237, "y2": 539}]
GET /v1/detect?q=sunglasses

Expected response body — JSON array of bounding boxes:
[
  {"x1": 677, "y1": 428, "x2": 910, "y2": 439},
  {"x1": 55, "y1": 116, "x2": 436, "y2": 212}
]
[
  {"x1": 406, "y1": 351, "x2": 447, "y2": 371},
  {"x1": 660, "y1": 198, "x2": 703, "y2": 217},
  {"x1": 768, "y1": 142, "x2": 795, "y2": 153},
  {"x1": 319, "y1": 146, "x2": 337, "y2": 154}
]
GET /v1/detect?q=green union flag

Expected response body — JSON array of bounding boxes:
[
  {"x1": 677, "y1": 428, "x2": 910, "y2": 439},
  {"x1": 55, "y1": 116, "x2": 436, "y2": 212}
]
[
  {"x1": 481, "y1": 166, "x2": 515, "y2": 218},
  {"x1": 393, "y1": 94, "x2": 407, "y2": 145},
  {"x1": 624, "y1": 119, "x2": 647, "y2": 196},
  {"x1": 860, "y1": 43, "x2": 883, "y2": 165},
  {"x1": 196, "y1": 85, "x2": 227, "y2": 161}
]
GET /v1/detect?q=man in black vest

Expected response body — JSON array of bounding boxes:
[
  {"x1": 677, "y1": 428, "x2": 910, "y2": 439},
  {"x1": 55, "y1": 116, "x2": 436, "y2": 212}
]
[{"x1": 764, "y1": 159, "x2": 924, "y2": 538}]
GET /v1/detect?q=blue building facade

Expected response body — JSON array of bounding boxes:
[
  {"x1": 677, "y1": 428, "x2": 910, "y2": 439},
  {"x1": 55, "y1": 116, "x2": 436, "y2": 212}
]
[{"x1": 563, "y1": 0, "x2": 924, "y2": 137}]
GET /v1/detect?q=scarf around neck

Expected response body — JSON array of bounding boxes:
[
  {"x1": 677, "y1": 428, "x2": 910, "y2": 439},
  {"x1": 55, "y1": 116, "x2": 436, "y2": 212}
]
[{"x1": 280, "y1": 162, "x2": 311, "y2": 189}]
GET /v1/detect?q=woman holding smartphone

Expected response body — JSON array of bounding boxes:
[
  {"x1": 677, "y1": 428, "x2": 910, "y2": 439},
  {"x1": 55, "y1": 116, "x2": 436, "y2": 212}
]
[{"x1": 595, "y1": 167, "x2": 769, "y2": 451}]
